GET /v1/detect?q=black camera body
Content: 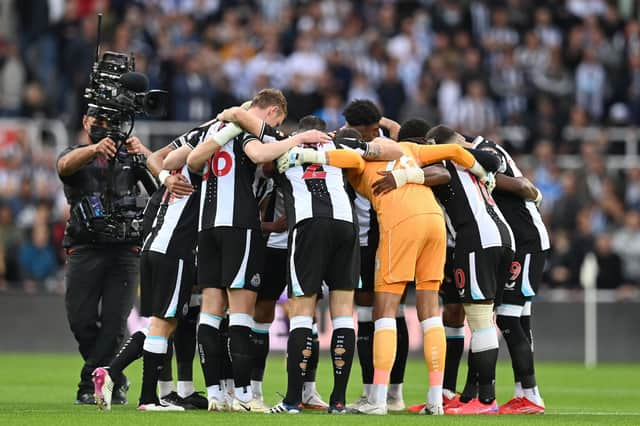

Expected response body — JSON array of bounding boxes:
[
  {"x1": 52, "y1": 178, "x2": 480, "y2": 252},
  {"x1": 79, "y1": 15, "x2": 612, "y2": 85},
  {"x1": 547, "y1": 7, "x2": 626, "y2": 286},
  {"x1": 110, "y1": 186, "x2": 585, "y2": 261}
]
[
  {"x1": 75, "y1": 48, "x2": 164, "y2": 243},
  {"x1": 84, "y1": 51, "x2": 168, "y2": 128},
  {"x1": 70, "y1": 192, "x2": 146, "y2": 243}
]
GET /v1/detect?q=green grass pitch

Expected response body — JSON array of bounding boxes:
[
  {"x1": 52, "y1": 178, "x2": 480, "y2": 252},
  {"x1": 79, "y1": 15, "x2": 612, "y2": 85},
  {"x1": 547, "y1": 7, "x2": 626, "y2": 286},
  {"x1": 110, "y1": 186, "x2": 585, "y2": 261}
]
[{"x1": 0, "y1": 353, "x2": 638, "y2": 425}]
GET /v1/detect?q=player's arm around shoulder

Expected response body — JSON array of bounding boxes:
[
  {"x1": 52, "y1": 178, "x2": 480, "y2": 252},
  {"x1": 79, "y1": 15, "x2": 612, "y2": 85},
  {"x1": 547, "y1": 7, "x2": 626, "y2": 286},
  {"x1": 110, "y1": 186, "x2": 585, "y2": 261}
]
[
  {"x1": 421, "y1": 164, "x2": 451, "y2": 187},
  {"x1": 365, "y1": 136, "x2": 403, "y2": 161},
  {"x1": 186, "y1": 123, "x2": 243, "y2": 172},
  {"x1": 162, "y1": 144, "x2": 192, "y2": 171},
  {"x1": 495, "y1": 174, "x2": 541, "y2": 202},
  {"x1": 407, "y1": 142, "x2": 475, "y2": 169},
  {"x1": 325, "y1": 149, "x2": 366, "y2": 172},
  {"x1": 245, "y1": 130, "x2": 331, "y2": 164}
]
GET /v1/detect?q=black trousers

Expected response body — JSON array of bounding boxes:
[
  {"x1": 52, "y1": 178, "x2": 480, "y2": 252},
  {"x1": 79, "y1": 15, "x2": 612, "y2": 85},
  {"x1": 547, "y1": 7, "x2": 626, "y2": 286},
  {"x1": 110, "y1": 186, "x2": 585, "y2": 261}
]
[{"x1": 64, "y1": 245, "x2": 138, "y2": 394}]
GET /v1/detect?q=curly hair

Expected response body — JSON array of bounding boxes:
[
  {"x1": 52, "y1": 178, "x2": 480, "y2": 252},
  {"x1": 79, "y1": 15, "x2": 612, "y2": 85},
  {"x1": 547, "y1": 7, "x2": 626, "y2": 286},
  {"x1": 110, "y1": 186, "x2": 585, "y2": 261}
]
[
  {"x1": 398, "y1": 118, "x2": 431, "y2": 141},
  {"x1": 342, "y1": 99, "x2": 382, "y2": 126}
]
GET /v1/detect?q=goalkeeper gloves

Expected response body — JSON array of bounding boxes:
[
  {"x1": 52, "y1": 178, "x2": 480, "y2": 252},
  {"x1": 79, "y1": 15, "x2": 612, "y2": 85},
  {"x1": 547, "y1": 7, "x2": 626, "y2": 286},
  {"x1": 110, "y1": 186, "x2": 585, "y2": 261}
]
[
  {"x1": 276, "y1": 147, "x2": 326, "y2": 173},
  {"x1": 482, "y1": 172, "x2": 496, "y2": 194},
  {"x1": 390, "y1": 167, "x2": 425, "y2": 188}
]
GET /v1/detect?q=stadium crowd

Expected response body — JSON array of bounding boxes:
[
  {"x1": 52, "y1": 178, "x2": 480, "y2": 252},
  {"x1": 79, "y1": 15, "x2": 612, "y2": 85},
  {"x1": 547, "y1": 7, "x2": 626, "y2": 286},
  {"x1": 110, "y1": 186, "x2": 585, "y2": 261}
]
[{"x1": 1, "y1": 0, "x2": 640, "y2": 295}]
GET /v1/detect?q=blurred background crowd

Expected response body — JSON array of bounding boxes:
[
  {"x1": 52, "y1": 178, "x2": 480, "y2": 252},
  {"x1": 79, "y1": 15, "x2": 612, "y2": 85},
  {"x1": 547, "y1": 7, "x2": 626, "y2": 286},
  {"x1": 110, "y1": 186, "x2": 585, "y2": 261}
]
[{"x1": 1, "y1": 0, "x2": 640, "y2": 297}]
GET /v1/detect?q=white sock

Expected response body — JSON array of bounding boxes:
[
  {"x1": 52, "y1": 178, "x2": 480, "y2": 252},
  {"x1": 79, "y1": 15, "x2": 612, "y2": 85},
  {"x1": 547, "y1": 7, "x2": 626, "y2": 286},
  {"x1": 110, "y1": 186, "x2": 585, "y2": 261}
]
[
  {"x1": 224, "y1": 379, "x2": 234, "y2": 395},
  {"x1": 158, "y1": 380, "x2": 175, "y2": 398},
  {"x1": 443, "y1": 388, "x2": 456, "y2": 400},
  {"x1": 370, "y1": 383, "x2": 388, "y2": 405},
  {"x1": 235, "y1": 386, "x2": 252, "y2": 403},
  {"x1": 207, "y1": 384, "x2": 224, "y2": 402},
  {"x1": 523, "y1": 386, "x2": 543, "y2": 405},
  {"x1": 177, "y1": 381, "x2": 194, "y2": 398},
  {"x1": 364, "y1": 383, "x2": 373, "y2": 398},
  {"x1": 428, "y1": 385, "x2": 443, "y2": 406},
  {"x1": 302, "y1": 381, "x2": 317, "y2": 400},
  {"x1": 388, "y1": 383, "x2": 403, "y2": 400},
  {"x1": 514, "y1": 381, "x2": 523, "y2": 398},
  {"x1": 251, "y1": 380, "x2": 263, "y2": 397}
]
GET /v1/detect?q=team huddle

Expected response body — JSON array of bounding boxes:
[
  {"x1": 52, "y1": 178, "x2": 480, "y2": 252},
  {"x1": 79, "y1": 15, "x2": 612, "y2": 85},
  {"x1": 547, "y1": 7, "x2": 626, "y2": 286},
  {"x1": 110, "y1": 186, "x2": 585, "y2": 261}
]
[{"x1": 91, "y1": 89, "x2": 549, "y2": 415}]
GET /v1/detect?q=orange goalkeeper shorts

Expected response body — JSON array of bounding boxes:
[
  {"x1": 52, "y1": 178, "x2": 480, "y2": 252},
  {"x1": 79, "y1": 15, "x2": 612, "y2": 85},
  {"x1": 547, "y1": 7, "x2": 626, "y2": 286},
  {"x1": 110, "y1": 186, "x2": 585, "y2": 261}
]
[{"x1": 374, "y1": 213, "x2": 446, "y2": 295}]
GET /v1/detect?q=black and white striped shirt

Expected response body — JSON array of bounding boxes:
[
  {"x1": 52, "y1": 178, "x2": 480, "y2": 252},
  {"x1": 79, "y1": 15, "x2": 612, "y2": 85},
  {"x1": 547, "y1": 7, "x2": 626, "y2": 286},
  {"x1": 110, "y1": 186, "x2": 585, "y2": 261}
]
[
  {"x1": 277, "y1": 141, "x2": 355, "y2": 229},
  {"x1": 199, "y1": 123, "x2": 278, "y2": 231},
  {"x1": 476, "y1": 139, "x2": 550, "y2": 253},
  {"x1": 433, "y1": 153, "x2": 515, "y2": 253},
  {"x1": 143, "y1": 126, "x2": 204, "y2": 259}
]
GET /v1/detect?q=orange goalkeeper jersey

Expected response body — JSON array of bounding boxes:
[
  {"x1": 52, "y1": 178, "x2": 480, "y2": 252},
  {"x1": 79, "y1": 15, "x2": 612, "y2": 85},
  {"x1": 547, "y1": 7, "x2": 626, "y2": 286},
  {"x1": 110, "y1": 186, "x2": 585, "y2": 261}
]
[{"x1": 341, "y1": 143, "x2": 476, "y2": 230}]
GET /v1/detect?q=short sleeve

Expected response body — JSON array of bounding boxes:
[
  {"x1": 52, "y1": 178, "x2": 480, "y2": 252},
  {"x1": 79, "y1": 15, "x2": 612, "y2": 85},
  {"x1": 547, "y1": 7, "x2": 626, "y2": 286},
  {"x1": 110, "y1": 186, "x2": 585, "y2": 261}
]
[
  {"x1": 56, "y1": 145, "x2": 81, "y2": 180},
  {"x1": 241, "y1": 131, "x2": 261, "y2": 148}
]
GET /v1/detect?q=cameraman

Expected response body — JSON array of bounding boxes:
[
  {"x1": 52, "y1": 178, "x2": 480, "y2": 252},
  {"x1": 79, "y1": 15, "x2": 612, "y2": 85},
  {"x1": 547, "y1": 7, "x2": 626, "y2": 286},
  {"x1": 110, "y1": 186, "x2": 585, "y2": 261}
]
[{"x1": 57, "y1": 107, "x2": 152, "y2": 405}]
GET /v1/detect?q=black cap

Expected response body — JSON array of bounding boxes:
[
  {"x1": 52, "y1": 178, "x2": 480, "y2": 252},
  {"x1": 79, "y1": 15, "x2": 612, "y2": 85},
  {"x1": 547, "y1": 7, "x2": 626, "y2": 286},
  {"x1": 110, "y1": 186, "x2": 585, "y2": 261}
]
[{"x1": 85, "y1": 105, "x2": 101, "y2": 117}]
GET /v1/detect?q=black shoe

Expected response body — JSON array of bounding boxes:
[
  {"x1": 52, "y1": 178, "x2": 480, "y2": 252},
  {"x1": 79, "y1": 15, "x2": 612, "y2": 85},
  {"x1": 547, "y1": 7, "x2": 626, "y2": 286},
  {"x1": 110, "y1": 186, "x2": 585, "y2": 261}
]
[
  {"x1": 75, "y1": 392, "x2": 96, "y2": 405},
  {"x1": 183, "y1": 391, "x2": 208, "y2": 409},
  {"x1": 111, "y1": 379, "x2": 130, "y2": 405},
  {"x1": 160, "y1": 391, "x2": 196, "y2": 410}
]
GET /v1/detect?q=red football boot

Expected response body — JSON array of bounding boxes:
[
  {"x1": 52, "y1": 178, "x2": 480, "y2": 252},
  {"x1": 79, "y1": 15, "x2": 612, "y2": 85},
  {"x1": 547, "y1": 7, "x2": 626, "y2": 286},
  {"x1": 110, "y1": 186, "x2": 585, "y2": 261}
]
[{"x1": 445, "y1": 398, "x2": 498, "y2": 415}]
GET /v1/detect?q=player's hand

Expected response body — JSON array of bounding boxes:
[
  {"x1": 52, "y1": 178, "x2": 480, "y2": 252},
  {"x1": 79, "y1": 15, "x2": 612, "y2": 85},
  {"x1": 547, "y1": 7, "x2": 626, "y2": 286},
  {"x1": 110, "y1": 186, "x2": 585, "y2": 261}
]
[
  {"x1": 294, "y1": 129, "x2": 332, "y2": 146},
  {"x1": 276, "y1": 148, "x2": 299, "y2": 173},
  {"x1": 165, "y1": 174, "x2": 194, "y2": 198},
  {"x1": 276, "y1": 147, "x2": 321, "y2": 173},
  {"x1": 125, "y1": 136, "x2": 146, "y2": 155},
  {"x1": 534, "y1": 188, "x2": 543, "y2": 208},
  {"x1": 273, "y1": 215, "x2": 288, "y2": 233},
  {"x1": 372, "y1": 171, "x2": 398, "y2": 195},
  {"x1": 92, "y1": 137, "x2": 117, "y2": 158},
  {"x1": 482, "y1": 172, "x2": 496, "y2": 194},
  {"x1": 263, "y1": 215, "x2": 288, "y2": 233}
]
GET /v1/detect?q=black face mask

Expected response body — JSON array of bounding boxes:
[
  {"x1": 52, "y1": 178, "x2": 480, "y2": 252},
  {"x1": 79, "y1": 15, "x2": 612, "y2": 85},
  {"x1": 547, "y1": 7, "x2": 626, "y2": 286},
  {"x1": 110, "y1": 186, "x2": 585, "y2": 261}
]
[{"x1": 89, "y1": 125, "x2": 108, "y2": 144}]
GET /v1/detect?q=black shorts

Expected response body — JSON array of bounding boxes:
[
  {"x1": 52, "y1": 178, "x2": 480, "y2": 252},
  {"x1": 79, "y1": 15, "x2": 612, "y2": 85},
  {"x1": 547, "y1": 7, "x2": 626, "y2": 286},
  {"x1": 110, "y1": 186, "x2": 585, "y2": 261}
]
[
  {"x1": 357, "y1": 243, "x2": 377, "y2": 292},
  {"x1": 140, "y1": 251, "x2": 195, "y2": 318},
  {"x1": 197, "y1": 227, "x2": 265, "y2": 292},
  {"x1": 288, "y1": 218, "x2": 359, "y2": 297},
  {"x1": 258, "y1": 247, "x2": 288, "y2": 301},
  {"x1": 450, "y1": 246, "x2": 514, "y2": 303},
  {"x1": 500, "y1": 250, "x2": 548, "y2": 307},
  {"x1": 439, "y1": 246, "x2": 458, "y2": 305}
]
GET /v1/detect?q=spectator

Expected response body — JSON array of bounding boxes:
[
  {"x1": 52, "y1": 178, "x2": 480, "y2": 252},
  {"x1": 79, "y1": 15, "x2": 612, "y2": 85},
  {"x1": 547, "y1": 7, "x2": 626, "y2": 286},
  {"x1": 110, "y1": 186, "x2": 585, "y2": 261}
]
[
  {"x1": 18, "y1": 223, "x2": 57, "y2": 294},
  {"x1": 532, "y1": 48, "x2": 573, "y2": 101},
  {"x1": 551, "y1": 172, "x2": 583, "y2": 231},
  {"x1": 624, "y1": 168, "x2": 640, "y2": 211},
  {"x1": 575, "y1": 49, "x2": 607, "y2": 120},
  {"x1": 0, "y1": 40, "x2": 25, "y2": 116},
  {"x1": 534, "y1": 7, "x2": 562, "y2": 48},
  {"x1": 314, "y1": 91, "x2": 344, "y2": 131},
  {"x1": 376, "y1": 61, "x2": 406, "y2": 121},
  {"x1": 399, "y1": 74, "x2": 438, "y2": 126},
  {"x1": 594, "y1": 233, "x2": 623, "y2": 289},
  {"x1": 515, "y1": 31, "x2": 549, "y2": 78},
  {"x1": 531, "y1": 141, "x2": 563, "y2": 215},
  {"x1": 546, "y1": 230, "x2": 577, "y2": 288},
  {"x1": 172, "y1": 52, "x2": 215, "y2": 121},
  {"x1": 285, "y1": 33, "x2": 326, "y2": 95},
  {"x1": 245, "y1": 33, "x2": 287, "y2": 92},
  {"x1": 612, "y1": 210, "x2": 640, "y2": 286},
  {"x1": 482, "y1": 7, "x2": 519, "y2": 52},
  {"x1": 453, "y1": 79, "x2": 499, "y2": 136},
  {"x1": 490, "y1": 49, "x2": 527, "y2": 121},
  {"x1": 437, "y1": 68, "x2": 462, "y2": 126}
]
